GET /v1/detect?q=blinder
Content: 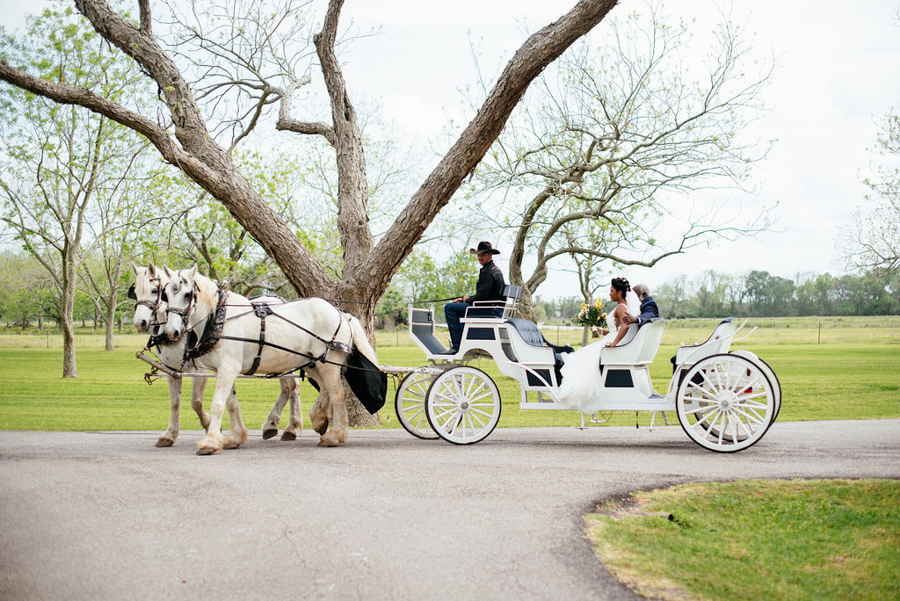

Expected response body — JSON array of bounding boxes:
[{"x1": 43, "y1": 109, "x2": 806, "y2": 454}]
[{"x1": 127, "y1": 284, "x2": 137, "y2": 300}]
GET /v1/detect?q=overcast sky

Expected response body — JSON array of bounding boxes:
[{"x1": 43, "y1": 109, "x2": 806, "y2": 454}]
[{"x1": 2, "y1": 0, "x2": 899, "y2": 297}]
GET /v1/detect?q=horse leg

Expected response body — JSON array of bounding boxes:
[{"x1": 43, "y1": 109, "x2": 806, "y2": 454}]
[
  {"x1": 222, "y1": 385, "x2": 248, "y2": 449},
  {"x1": 189, "y1": 377, "x2": 211, "y2": 431},
  {"x1": 309, "y1": 388, "x2": 330, "y2": 435},
  {"x1": 196, "y1": 374, "x2": 235, "y2": 455},
  {"x1": 261, "y1": 379, "x2": 290, "y2": 440},
  {"x1": 317, "y1": 365, "x2": 348, "y2": 447},
  {"x1": 155, "y1": 375, "x2": 182, "y2": 447},
  {"x1": 280, "y1": 378, "x2": 303, "y2": 441}
]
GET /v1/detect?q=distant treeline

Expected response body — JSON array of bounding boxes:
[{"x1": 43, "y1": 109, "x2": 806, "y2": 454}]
[{"x1": 534, "y1": 270, "x2": 900, "y2": 322}]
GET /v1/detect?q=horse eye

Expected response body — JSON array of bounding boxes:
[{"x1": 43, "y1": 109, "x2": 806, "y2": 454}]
[
  {"x1": 151, "y1": 288, "x2": 158, "y2": 296},
  {"x1": 127, "y1": 284, "x2": 136, "y2": 300}
]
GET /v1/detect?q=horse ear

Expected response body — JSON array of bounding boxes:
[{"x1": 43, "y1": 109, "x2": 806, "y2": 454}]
[
  {"x1": 131, "y1": 263, "x2": 140, "y2": 276},
  {"x1": 188, "y1": 264, "x2": 198, "y2": 279},
  {"x1": 148, "y1": 263, "x2": 157, "y2": 277},
  {"x1": 164, "y1": 266, "x2": 174, "y2": 277}
]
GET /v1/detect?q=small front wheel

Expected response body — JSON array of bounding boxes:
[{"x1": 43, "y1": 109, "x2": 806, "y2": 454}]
[
  {"x1": 676, "y1": 353, "x2": 776, "y2": 452},
  {"x1": 425, "y1": 366, "x2": 501, "y2": 445},
  {"x1": 395, "y1": 371, "x2": 439, "y2": 439}
]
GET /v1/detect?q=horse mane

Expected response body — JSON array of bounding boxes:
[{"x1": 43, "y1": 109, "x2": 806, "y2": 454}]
[{"x1": 189, "y1": 271, "x2": 226, "y2": 310}]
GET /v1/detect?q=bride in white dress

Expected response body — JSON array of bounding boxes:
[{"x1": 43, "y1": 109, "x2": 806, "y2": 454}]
[{"x1": 557, "y1": 277, "x2": 637, "y2": 413}]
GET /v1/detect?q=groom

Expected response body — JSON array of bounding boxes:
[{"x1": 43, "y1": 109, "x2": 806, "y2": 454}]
[{"x1": 622, "y1": 284, "x2": 659, "y2": 327}]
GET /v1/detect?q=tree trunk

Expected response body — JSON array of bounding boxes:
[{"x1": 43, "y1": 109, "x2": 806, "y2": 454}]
[
  {"x1": 104, "y1": 297, "x2": 116, "y2": 351},
  {"x1": 61, "y1": 257, "x2": 78, "y2": 378}
]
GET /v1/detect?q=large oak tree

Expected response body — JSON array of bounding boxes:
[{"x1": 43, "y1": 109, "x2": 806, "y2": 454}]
[{"x1": 0, "y1": 0, "x2": 619, "y2": 332}]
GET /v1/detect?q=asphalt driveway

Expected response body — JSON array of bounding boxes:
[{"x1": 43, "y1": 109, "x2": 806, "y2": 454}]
[{"x1": 2, "y1": 420, "x2": 898, "y2": 600}]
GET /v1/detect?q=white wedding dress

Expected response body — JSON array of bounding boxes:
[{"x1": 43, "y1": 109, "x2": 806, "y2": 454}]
[{"x1": 556, "y1": 301, "x2": 637, "y2": 413}]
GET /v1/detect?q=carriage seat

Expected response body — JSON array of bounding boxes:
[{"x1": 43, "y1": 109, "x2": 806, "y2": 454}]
[
  {"x1": 505, "y1": 318, "x2": 574, "y2": 368},
  {"x1": 466, "y1": 284, "x2": 523, "y2": 319},
  {"x1": 671, "y1": 317, "x2": 737, "y2": 370},
  {"x1": 599, "y1": 319, "x2": 666, "y2": 366}
]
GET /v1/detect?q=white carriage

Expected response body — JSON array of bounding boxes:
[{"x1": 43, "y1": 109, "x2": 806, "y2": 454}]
[{"x1": 391, "y1": 286, "x2": 781, "y2": 452}]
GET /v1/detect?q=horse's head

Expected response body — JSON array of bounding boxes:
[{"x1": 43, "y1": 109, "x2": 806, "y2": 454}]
[
  {"x1": 130, "y1": 263, "x2": 168, "y2": 333},
  {"x1": 162, "y1": 265, "x2": 199, "y2": 342}
]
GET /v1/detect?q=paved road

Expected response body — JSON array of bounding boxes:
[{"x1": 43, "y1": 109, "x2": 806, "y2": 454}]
[{"x1": 2, "y1": 420, "x2": 899, "y2": 600}]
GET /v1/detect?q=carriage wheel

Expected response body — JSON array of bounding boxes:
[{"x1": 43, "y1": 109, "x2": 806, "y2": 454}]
[
  {"x1": 395, "y1": 371, "x2": 439, "y2": 439},
  {"x1": 754, "y1": 356, "x2": 782, "y2": 421},
  {"x1": 730, "y1": 352, "x2": 783, "y2": 421},
  {"x1": 425, "y1": 366, "x2": 501, "y2": 445},
  {"x1": 676, "y1": 353, "x2": 776, "y2": 453}
]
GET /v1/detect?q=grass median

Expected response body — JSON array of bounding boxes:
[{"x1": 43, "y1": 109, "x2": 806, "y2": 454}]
[{"x1": 586, "y1": 479, "x2": 900, "y2": 600}]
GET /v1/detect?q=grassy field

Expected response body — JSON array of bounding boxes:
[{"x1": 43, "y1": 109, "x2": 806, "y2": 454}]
[
  {"x1": 586, "y1": 479, "x2": 900, "y2": 600},
  {"x1": 0, "y1": 316, "x2": 898, "y2": 431}
]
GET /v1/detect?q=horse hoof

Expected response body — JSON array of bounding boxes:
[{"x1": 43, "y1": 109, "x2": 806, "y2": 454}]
[
  {"x1": 155, "y1": 436, "x2": 175, "y2": 447},
  {"x1": 280, "y1": 430, "x2": 297, "y2": 441},
  {"x1": 313, "y1": 418, "x2": 329, "y2": 436},
  {"x1": 318, "y1": 432, "x2": 342, "y2": 447},
  {"x1": 261, "y1": 428, "x2": 278, "y2": 440},
  {"x1": 196, "y1": 439, "x2": 222, "y2": 455}
]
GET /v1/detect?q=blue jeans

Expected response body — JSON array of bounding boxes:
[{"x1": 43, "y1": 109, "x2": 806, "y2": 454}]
[{"x1": 444, "y1": 302, "x2": 503, "y2": 350}]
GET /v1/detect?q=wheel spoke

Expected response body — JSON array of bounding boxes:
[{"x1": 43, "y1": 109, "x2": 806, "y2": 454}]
[
  {"x1": 734, "y1": 406, "x2": 766, "y2": 425},
  {"x1": 686, "y1": 381, "x2": 718, "y2": 401},
  {"x1": 684, "y1": 403, "x2": 714, "y2": 417}
]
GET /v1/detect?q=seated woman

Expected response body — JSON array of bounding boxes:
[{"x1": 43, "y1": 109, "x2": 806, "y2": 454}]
[
  {"x1": 556, "y1": 277, "x2": 636, "y2": 412},
  {"x1": 603, "y1": 277, "x2": 637, "y2": 348}
]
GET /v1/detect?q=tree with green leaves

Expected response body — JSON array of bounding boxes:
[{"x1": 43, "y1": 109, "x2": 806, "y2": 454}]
[{"x1": 0, "y1": 5, "x2": 155, "y2": 375}]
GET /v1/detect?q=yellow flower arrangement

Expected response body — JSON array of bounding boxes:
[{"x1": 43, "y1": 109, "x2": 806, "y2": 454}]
[{"x1": 572, "y1": 298, "x2": 607, "y2": 328}]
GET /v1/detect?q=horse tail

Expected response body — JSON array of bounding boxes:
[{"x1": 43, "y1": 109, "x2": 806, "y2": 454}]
[{"x1": 346, "y1": 314, "x2": 379, "y2": 367}]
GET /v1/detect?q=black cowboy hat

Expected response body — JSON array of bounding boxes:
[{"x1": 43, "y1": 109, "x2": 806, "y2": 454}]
[{"x1": 469, "y1": 241, "x2": 501, "y2": 255}]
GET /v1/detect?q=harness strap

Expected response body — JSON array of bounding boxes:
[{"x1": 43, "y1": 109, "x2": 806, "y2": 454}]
[
  {"x1": 267, "y1": 310, "x2": 352, "y2": 354},
  {"x1": 245, "y1": 302, "x2": 273, "y2": 376},
  {"x1": 216, "y1": 335, "x2": 322, "y2": 371}
]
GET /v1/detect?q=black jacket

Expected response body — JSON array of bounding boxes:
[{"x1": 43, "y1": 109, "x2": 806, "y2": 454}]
[{"x1": 468, "y1": 261, "x2": 505, "y2": 303}]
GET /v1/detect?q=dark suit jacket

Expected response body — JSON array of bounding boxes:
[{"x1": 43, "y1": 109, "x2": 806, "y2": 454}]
[{"x1": 636, "y1": 296, "x2": 660, "y2": 326}]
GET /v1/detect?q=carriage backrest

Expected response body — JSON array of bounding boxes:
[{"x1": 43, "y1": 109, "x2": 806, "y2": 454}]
[
  {"x1": 408, "y1": 305, "x2": 448, "y2": 355},
  {"x1": 467, "y1": 284, "x2": 523, "y2": 319},
  {"x1": 599, "y1": 319, "x2": 666, "y2": 366},
  {"x1": 501, "y1": 284, "x2": 522, "y2": 318},
  {"x1": 673, "y1": 317, "x2": 738, "y2": 367}
]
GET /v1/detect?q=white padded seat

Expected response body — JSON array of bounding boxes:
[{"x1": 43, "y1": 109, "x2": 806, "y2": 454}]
[
  {"x1": 599, "y1": 319, "x2": 666, "y2": 366},
  {"x1": 673, "y1": 318, "x2": 737, "y2": 367}
]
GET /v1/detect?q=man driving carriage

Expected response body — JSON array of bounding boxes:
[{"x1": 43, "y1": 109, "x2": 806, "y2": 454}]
[{"x1": 441, "y1": 241, "x2": 506, "y2": 354}]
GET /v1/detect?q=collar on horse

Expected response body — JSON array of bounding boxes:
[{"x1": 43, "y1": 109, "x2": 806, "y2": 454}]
[{"x1": 184, "y1": 289, "x2": 229, "y2": 363}]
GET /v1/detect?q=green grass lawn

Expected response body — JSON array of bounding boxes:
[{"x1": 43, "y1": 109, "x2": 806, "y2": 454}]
[
  {"x1": 586, "y1": 479, "x2": 900, "y2": 600},
  {"x1": 0, "y1": 317, "x2": 898, "y2": 431}
]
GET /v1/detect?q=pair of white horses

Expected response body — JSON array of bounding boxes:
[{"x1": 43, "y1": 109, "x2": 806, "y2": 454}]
[{"x1": 130, "y1": 264, "x2": 378, "y2": 454}]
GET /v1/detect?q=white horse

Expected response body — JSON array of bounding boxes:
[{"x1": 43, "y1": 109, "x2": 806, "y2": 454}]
[
  {"x1": 131, "y1": 264, "x2": 302, "y2": 447},
  {"x1": 161, "y1": 265, "x2": 378, "y2": 454}
]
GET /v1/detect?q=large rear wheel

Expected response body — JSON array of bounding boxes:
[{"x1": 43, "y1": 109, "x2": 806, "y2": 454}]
[{"x1": 676, "y1": 354, "x2": 776, "y2": 452}]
